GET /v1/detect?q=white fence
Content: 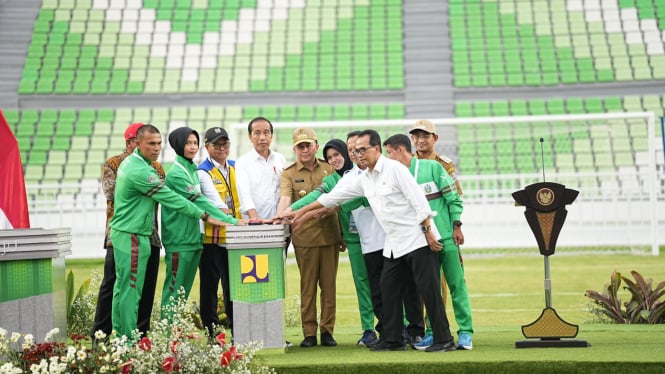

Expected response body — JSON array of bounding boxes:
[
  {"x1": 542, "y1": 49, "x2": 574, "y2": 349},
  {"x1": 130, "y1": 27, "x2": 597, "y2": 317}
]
[{"x1": 26, "y1": 113, "x2": 664, "y2": 257}]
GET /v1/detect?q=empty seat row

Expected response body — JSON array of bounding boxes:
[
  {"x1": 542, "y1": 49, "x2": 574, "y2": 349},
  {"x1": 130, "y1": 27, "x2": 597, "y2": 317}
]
[
  {"x1": 451, "y1": 0, "x2": 665, "y2": 88},
  {"x1": 5, "y1": 102, "x2": 405, "y2": 186},
  {"x1": 22, "y1": 0, "x2": 404, "y2": 95}
]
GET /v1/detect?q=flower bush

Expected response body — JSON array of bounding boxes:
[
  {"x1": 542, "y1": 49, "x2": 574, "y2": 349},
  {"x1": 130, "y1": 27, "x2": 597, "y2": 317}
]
[
  {"x1": 66, "y1": 271, "x2": 100, "y2": 337},
  {"x1": 0, "y1": 290, "x2": 275, "y2": 373}
]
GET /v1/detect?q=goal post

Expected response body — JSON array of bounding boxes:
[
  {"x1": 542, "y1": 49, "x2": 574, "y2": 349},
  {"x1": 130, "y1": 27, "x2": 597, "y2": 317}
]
[{"x1": 230, "y1": 112, "x2": 662, "y2": 256}]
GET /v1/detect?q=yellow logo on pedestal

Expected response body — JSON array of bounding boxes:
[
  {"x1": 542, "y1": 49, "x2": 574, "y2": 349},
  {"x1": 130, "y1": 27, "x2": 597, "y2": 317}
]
[{"x1": 241, "y1": 255, "x2": 269, "y2": 283}]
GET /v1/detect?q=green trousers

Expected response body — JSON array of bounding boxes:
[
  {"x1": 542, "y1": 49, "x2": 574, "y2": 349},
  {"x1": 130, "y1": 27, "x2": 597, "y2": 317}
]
[
  {"x1": 111, "y1": 230, "x2": 151, "y2": 339},
  {"x1": 347, "y1": 242, "x2": 375, "y2": 331},
  {"x1": 161, "y1": 250, "x2": 203, "y2": 321},
  {"x1": 426, "y1": 238, "x2": 473, "y2": 336}
]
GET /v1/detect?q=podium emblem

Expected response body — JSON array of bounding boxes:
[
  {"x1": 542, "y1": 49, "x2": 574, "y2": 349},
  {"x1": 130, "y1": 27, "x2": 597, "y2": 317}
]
[
  {"x1": 536, "y1": 188, "x2": 554, "y2": 206},
  {"x1": 241, "y1": 254, "x2": 269, "y2": 283}
]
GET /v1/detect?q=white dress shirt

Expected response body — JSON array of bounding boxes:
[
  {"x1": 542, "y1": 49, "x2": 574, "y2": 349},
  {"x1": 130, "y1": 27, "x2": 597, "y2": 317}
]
[
  {"x1": 342, "y1": 166, "x2": 384, "y2": 254},
  {"x1": 319, "y1": 155, "x2": 439, "y2": 259},
  {"x1": 197, "y1": 157, "x2": 228, "y2": 209},
  {"x1": 235, "y1": 148, "x2": 287, "y2": 219}
]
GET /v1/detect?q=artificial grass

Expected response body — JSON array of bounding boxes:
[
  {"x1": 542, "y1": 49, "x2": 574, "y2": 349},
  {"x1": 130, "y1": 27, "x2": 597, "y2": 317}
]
[
  {"x1": 66, "y1": 251, "x2": 665, "y2": 372},
  {"x1": 65, "y1": 250, "x2": 665, "y2": 327},
  {"x1": 258, "y1": 325, "x2": 665, "y2": 373}
]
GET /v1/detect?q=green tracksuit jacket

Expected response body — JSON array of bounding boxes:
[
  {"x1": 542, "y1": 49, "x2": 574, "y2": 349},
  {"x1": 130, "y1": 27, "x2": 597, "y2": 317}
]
[
  {"x1": 110, "y1": 149, "x2": 208, "y2": 339},
  {"x1": 160, "y1": 154, "x2": 238, "y2": 321},
  {"x1": 409, "y1": 157, "x2": 473, "y2": 336},
  {"x1": 161, "y1": 154, "x2": 238, "y2": 253},
  {"x1": 111, "y1": 150, "x2": 205, "y2": 237}
]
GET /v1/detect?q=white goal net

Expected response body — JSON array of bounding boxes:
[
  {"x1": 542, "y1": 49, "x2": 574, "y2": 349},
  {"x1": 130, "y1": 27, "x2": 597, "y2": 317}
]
[
  {"x1": 230, "y1": 112, "x2": 663, "y2": 255},
  {"x1": 26, "y1": 112, "x2": 663, "y2": 257}
]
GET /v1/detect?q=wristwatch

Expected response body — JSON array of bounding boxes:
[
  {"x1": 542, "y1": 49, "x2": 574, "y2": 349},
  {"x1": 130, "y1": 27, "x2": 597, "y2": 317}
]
[
  {"x1": 201, "y1": 212, "x2": 210, "y2": 222},
  {"x1": 421, "y1": 225, "x2": 431, "y2": 233},
  {"x1": 453, "y1": 220, "x2": 462, "y2": 228}
]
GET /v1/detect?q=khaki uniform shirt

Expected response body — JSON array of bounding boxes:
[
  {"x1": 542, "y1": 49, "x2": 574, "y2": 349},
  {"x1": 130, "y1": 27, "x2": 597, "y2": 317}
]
[
  {"x1": 415, "y1": 152, "x2": 463, "y2": 195},
  {"x1": 280, "y1": 158, "x2": 341, "y2": 247}
]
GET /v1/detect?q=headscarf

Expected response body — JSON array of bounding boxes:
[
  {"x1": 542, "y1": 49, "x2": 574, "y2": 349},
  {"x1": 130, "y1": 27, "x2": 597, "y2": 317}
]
[
  {"x1": 323, "y1": 138, "x2": 353, "y2": 176},
  {"x1": 168, "y1": 127, "x2": 200, "y2": 161}
]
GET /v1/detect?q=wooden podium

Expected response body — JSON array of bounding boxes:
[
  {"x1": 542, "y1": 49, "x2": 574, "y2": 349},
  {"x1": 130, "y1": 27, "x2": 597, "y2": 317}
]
[{"x1": 513, "y1": 182, "x2": 589, "y2": 348}]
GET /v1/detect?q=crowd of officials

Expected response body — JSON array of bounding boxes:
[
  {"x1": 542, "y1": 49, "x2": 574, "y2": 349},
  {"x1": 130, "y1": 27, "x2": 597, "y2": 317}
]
[{"x1": 94, "y1": 118, "x2": 474, "y2": 353}]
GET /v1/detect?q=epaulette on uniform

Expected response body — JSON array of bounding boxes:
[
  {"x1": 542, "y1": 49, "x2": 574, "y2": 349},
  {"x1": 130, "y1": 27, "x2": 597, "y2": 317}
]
[
  {"x1": 283, "y1": 161, "x2": 297, "y2": 170},
  {"x1": 436, "y1": 154, "x2": 456, "y2": 173},
  {"x1": 436, "y1": 154, "x2": 453, "y2": 164}
]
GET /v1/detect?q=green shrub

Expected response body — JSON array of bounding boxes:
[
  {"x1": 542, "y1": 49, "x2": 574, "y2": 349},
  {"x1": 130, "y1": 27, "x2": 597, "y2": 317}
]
[
  {"x1": 66, "y1": 270, "x2": 100, "y2": 336},
  {"x1": 585, "y1": 270, "x2": 665, "y2": 324}
]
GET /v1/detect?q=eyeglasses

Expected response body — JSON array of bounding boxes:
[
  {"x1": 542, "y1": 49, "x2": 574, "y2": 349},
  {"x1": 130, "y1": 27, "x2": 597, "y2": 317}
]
[
  {"x1": 352, "y1": 146, "x2": 374, "y2": 156},
  {"x1": 211, "y1": 142, "x2": 231, "y2": 150}
]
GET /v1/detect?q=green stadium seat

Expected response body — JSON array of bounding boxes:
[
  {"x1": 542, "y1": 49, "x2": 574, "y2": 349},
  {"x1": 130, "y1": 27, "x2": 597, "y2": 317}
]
[
  {"x1": 24, "y1": 164, "x2": 44, "y2": 183},
  {"x1": 450, "y1": 0, "x2": 663, "y2": 88}
]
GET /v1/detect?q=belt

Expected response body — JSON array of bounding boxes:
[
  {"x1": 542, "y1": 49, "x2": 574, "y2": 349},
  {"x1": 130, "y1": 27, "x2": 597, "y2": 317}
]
[{"x1": 425, "y1": 191, "x2": 443, "y2": 201}]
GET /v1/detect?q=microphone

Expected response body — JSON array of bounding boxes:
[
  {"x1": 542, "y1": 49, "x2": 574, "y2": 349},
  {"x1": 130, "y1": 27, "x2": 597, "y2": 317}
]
[{"x1": 539, "y1": 137, "x2": 546, "y2": 182}]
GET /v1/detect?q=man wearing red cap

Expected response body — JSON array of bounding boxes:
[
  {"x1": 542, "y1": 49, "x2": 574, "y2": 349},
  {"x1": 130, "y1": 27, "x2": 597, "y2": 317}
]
[{"x1": 91, "y1": 122, "x2": 164, "y2": 339}]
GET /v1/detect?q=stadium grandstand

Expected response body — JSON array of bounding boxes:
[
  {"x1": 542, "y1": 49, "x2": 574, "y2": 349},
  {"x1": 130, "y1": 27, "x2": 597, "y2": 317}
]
[{"x1": 0, "y1": 0, "x2": 663, "y2": 257}]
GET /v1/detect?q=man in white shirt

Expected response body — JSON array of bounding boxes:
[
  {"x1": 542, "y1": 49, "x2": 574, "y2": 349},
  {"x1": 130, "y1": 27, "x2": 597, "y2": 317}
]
[
  {"x1": 285, "y1": 129, "x2": 456, "y2": 353},
  {"x1": 344, "y1": 131, "x2": 385, "y2": 347},
  {"x1": 344, "y1": 132, "x2": 426, "y2": 348},
  {"x1": 235, "y1": 117, "x2": 287, "y2": 220}
]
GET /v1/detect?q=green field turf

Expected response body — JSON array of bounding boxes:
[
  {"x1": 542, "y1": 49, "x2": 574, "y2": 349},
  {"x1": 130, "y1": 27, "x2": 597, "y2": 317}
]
[{"x1": 66, "y1": 249, "x2": 665, "y2": 372}]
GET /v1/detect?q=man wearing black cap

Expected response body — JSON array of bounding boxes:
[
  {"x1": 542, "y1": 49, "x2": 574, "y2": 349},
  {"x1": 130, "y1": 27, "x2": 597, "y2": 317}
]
[{"x1": 197, "y1": 127, "x2": 242, "y2": 337}]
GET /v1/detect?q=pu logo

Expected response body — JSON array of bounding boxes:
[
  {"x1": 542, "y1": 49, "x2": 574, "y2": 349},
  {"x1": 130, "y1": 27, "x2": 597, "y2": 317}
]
[{"x1": 241, "y1": 255, "x2": 269, "y2": 284}]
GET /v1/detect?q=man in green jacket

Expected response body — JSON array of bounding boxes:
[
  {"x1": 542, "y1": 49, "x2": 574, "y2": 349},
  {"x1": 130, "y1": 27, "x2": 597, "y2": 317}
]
[
  {"x1": 110, "y1": 124, "x2": 230, "y2": 339},
  {"x1": 160, "y1": 127, "x2": 244, "y2": 322},
  {"x1": 383, "y1": 134, "x2": 473, "y2": 351}
]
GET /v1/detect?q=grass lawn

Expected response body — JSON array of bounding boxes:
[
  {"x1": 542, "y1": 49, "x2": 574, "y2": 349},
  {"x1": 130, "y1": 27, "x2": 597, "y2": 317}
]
[{"x1": 66, "y1": 248, "x2": 665, "y2": 372}]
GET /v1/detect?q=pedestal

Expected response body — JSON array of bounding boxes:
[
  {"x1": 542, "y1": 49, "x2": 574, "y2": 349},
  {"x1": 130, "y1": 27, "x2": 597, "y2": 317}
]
[
  {"x1": 225, "y1": 225, "x2": 288, "y2": 349},
  {"x1": 0, "y1": 228, "x2": 71, "y2": 339}
]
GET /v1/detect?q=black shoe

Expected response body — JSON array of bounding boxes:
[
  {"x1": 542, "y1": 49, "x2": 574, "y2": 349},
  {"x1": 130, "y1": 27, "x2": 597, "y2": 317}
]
[
  {"x1": 300, "y1": 336, "x2": 317, "y2": 348},
  {"x1": 370, "y1": 340, "x2": 407, "y2": 352},
  {"x1": 321, "y1": 332, "x2": 337, "y2": 347},
  {"x1": 424, "y1": 340, "x2": 457, "y2": 352},
  {"x1": 366, "y1": 338, "x2": 380, "y2": 348}
]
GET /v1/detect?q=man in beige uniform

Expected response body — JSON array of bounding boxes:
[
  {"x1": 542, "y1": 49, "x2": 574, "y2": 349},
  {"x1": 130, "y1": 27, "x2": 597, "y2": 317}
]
[
  {"x1": 277, "y1": 127, "x2": 342, "y2": 348},
  {"x1": 409, "y1": 119, "x2": 463, "y2": 305}
]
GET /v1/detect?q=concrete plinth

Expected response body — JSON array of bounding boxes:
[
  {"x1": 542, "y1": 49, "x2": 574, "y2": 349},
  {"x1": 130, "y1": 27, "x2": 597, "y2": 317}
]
[
  {"x1": 0, "y1": 228, "x2": 71, "y2": 339},
  {"x1": 233, "y1": 300, "x2": 284, "y2": 349}
]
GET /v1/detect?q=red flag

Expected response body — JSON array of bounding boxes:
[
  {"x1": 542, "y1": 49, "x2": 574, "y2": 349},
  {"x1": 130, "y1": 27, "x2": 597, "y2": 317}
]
[{"x1": 0, "y1": 109, "x2": 30, "y2": 229}]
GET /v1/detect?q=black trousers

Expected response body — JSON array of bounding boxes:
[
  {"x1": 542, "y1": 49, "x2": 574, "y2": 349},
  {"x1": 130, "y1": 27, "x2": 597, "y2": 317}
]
[
  {"x1": 92, "y1": 245, "x2": 160, "y2": 337},
  {"x1": 365, "y1": 250, "x2": 424, "y2": 338},
  {"x1": 380, "y1": 246, "x2": 453, "y2": 345},
  {"x1": 199, "y1": 243, "x2": 233, "y2": 336},
  {"x1": 364, "y1": 250, "x2": 384, "y2": 334},
  {"x1": 402, "y1": 268, "x2": 426, "y2": 340}
]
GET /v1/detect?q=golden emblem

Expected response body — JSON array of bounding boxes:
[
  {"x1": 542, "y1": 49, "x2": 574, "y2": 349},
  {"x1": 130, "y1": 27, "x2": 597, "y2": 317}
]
[
  {"x1": 298, "y1": 190, "x2": 307, "y2": 197},
  {"x1": 536, "y1": 188, "x2": 554, "y2": 206}
]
